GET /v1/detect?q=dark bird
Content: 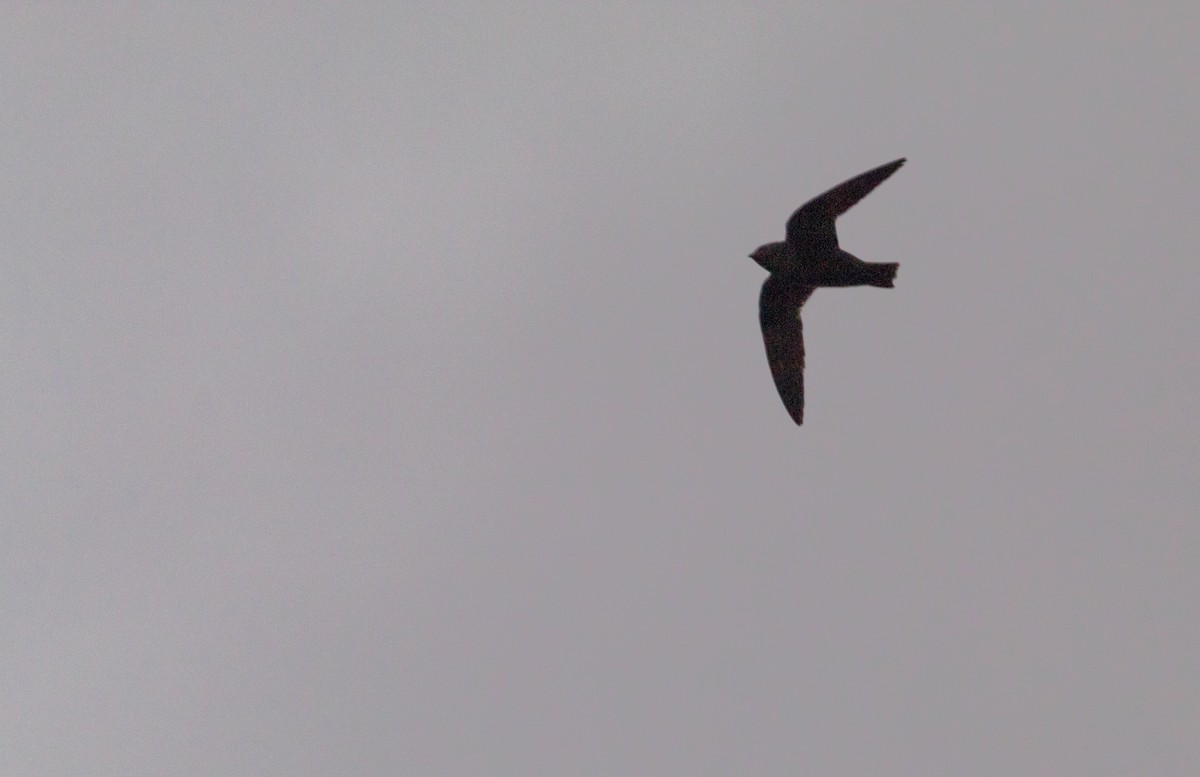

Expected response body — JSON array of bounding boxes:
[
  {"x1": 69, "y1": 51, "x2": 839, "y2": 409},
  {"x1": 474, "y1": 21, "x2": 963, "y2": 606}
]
[{"x1": 750, "y1": 158, "x2": 905, "y2": 425}]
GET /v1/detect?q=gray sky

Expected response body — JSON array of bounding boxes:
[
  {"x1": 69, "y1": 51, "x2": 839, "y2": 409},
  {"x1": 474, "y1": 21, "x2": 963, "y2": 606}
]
[{"x1": 4, "y1": 4, "x2": 1198, "y2": 775}]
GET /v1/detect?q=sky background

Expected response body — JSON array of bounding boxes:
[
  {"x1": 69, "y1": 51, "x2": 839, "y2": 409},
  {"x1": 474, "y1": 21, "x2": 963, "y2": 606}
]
[{"x1": 3, "y1": 4, "x2": 1198, "y2": 775}]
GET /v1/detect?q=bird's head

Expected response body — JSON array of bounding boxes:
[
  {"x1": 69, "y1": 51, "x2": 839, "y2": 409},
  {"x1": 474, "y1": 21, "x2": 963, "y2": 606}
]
[{"x1": 749, "y1": 242, "x2": 790, "y2": 274}]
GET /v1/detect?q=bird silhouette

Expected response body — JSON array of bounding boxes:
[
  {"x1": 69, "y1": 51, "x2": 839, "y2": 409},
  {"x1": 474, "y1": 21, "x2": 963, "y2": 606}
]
[{"x1": 750, "y1": 158, "x2": 905, "y2": 425}]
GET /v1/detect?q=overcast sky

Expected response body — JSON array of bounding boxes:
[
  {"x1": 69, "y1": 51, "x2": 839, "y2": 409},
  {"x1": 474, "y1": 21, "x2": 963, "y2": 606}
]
[{"x1": 3, "y1": 4, "x2": 1198, "y2": 775}]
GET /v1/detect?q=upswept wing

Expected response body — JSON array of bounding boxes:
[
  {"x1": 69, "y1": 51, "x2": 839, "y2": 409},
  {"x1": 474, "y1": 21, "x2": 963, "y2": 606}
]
[
  {"x1": 785, "y1": 158, "x2": 906, "y2": 260},
  {"x1": 759, "y1": 275, "x2": 816, "y2": 425}
]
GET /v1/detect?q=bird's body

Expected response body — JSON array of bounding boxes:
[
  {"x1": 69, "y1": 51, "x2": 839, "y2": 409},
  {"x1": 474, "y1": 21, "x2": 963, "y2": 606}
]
[
  {"x1": 752, "y1": 243, "x2": 895, "y2": 286},
  {"x1": 750, "y1": 158, "x2": 906, "y2": 425}
]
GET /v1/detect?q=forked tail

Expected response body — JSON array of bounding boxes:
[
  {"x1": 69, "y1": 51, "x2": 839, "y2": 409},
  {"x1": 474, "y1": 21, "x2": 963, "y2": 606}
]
[{"x1": 867, "y1": 262, "x2": 899, "y2": 288}]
